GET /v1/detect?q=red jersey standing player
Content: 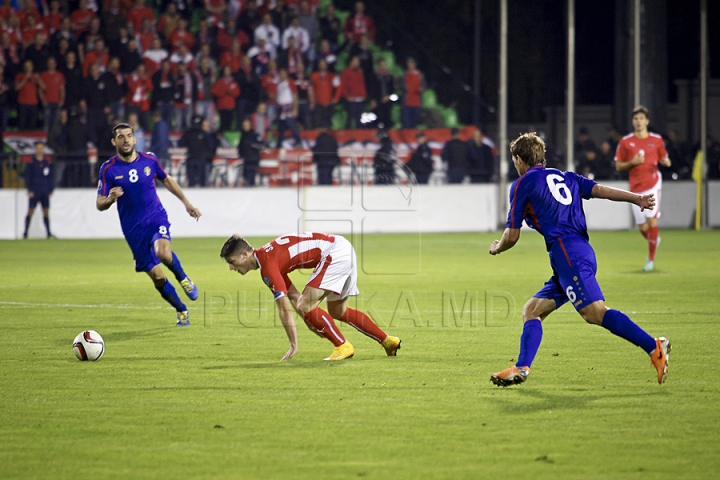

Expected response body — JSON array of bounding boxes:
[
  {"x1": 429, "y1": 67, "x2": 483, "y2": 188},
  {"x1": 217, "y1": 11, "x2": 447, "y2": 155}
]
[
  {"x1": 220, "y1": 232, "x2": 402, "y2": 361},
  {"x1": 615, "y1": 106, "x2": 672, "y2": 271}
]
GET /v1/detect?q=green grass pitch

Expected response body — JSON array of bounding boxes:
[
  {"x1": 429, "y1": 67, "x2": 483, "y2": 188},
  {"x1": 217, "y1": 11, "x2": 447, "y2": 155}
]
[{"x1": 1, "y1": 230, "x2": 719, "y2": 479}]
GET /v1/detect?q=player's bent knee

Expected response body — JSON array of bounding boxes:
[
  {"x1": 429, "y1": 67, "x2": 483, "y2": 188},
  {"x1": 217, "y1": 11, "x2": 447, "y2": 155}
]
[{"x1": 579, "y1": 302, "x2": 606, "y2": 325}]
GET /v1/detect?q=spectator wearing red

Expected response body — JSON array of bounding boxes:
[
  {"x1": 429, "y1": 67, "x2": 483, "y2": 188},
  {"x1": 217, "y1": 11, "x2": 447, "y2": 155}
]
[
  {"x1": 142, "y1": 36, "x2": 168, "y2": 76},
  {"x1": 20, "y1": 12, "x2": 48, "y2": 49},
  {"x1": 260, "y1": 58, "x2": 280, "y2": 123},
  {"x1": 217, "y1": 18, "x2": 250, "y2": 55},
  {"x1": 125, "y1": 63, "x2": 153, "y2": 130},
  {"x1": 135, "y1": 18, "x2": 155, "y2": 54},
  {"x1": 338, "y1": 55, "x2": 366, "y2": 129},
  {"x1": 83, "y1": 37, "x2": 108, "y2": 77},
  {"x1": 220, "y1": 38, "x2": 244, "y2": 74},
  {"x1": 15, "y1": 59, "x2": 43, "y2": 129},
  {"x1": 204, "y1": 0, "x2": 226, "y2": 29},
  {"x1": 169, "y1": 17, "x2": 195, "y2": 54},
  {"x1": 3, "y1": 15, "x2": 22, "y2": 47},
  {"x1": 211, "y1": 64, "x2": 240, "y2": 132},
  {"x1": 127, "y1": 0, "x2": 155, "y2": 35},
  {"x1": 343, "y1": 1, "x2": 375, "y2": 45},
  {"x1": 43, "y1": 0, "x2": 63, "y2": 36},
  {"x1": 39, "y1": 56, "x2": 65, "y2": 130},
  {"x1": 71, "y1": 0, "x2": 97, "y2": 36},
  {"x1": 169, "y1": 43, "x2": 194, "y2": 73},
  {"x1": 309, "y1": 58, "x2": 336, "y2": 128},
  {"x1": 16, "y1": 0, "x2": 37, "y2": 28},
  {"x1": 157, "y1": 3, "x2": 180, "y2": 42},
  {"x1": 401, "y1": 57, "x2": 425, "y2": 130},
  {"x1": 0, "y1": 0, "x2": 14, "y2": 22}
]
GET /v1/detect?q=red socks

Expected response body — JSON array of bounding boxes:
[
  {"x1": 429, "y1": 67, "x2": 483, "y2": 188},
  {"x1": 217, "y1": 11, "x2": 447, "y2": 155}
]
[
  {"x1": 646, "y1": 226, "x2": 659, "y2": 261},
  {"x1": 339, "y1": 308, "x2": 387, "y2": 343},
  {"x1": 303, "y1": 308, "x2": 346, "y2": 347}
]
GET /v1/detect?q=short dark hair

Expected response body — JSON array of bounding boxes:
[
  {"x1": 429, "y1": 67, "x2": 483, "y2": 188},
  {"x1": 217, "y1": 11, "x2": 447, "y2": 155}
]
[
  {"x1": 112, "y1": 123, "x2": 133, "y2": 138},
  {"x1": 220, "y1": 235, "x2": 253, "y2": 259},
  {"x1": 510, "y1": 132, "x2": 546, "y2": 167},
  {"x1": 632, "y1": 106, "x2": 650, "y2": 119}
]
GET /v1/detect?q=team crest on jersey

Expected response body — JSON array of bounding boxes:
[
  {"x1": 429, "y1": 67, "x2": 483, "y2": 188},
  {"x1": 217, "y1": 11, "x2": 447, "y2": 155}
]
[{"x1": 144, "y1": 166, "x2": 151, "y2": 176}]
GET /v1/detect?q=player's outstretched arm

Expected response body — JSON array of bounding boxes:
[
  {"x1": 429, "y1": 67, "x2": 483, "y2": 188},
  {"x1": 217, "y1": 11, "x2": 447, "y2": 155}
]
[
  {"x1": 161, "y1": 176, "x2": 202, "y2": 220},
  {"x1": 591, "y1": 184, "x2": 655, "y2": 212},
  {"x1": 489, "y1": 227, "x2": 520, "y2": 255},
  {"x1": 96, "y1": 187, "x2": 124, "y2": 211},
  {"x1": 276, "y1": 296, "x2": 299, "y2": 361}
]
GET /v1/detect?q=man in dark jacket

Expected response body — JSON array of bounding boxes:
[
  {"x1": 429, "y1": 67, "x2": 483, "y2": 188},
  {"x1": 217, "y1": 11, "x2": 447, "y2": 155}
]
[
  {"x1": 238, "y1": 116, "x2": 264, "y2": 187},
  {"x1": 467, "y1": 127, "x2": 495, "y2": 183},
  {"x1": 406, "y1": 130, "x2": 433, "y2": 184},
  {"x1": 373, "y1": 132, "x2": 396, "y2": 185},
  {"x1": 442, "y1": 127, "x2": 470, "y2": 184},
  {"x1": 23, "y1": 141, "x2": 54, "y2": 238},
  {"x1": 180, "y1": 115, "x2": 216, "y2": 187},
  {"x1": 313, "y1": 128, "x2": 340, "y2": 185}
]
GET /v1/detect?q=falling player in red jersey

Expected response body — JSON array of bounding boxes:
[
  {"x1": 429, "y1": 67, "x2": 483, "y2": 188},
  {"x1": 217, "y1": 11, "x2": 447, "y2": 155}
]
[
  {"x1": 615, "y1": 106, "x2": 672, "y2": 271},
  {"x1": 220, "y1": 232, "x2": 402, "y2": 361}
]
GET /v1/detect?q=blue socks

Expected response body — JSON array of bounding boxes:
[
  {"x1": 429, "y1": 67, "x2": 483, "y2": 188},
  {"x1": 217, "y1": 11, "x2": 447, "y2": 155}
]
[
  {"x1": 601, "y1": 309, "x2": 656, "y2": 354},
  {"x1": 156, "y1": 279, "x2": 186, "y2": 312},
  {"x1": 164, "y1": 252, "x2": 187, "y2": 281},
  {"x1": 516, "y1": 319, "x2": 543, "y2": 368}
]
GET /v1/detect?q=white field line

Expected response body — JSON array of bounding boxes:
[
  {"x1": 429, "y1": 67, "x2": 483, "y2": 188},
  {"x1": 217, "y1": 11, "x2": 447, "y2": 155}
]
[{"x1": 0, "y1": 301, "x2": 164, "y2": 310}]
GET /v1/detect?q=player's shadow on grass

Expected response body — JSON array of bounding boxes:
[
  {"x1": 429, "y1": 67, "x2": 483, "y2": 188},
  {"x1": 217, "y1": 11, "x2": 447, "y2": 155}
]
[
  {"x1": 203, "y1": 358, "x2": 377, "y2": 370},
  {"x1": 489, "y1": 388, "x2": 668, "y2": 414},
  {"x1": 100, "y1": 327, "x2": 172, "y2": 343}
]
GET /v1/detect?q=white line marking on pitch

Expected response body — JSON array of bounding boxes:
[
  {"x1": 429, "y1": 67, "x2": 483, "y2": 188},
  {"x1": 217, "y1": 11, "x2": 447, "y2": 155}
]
[{"x1": 0, "y1": 301, "x2": 164, "y2": 310}]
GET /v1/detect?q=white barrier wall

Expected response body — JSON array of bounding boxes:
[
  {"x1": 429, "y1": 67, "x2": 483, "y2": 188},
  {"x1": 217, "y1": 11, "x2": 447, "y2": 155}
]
[{"x1": 4, "y1": 181, "x2": 715, "y2": 240}]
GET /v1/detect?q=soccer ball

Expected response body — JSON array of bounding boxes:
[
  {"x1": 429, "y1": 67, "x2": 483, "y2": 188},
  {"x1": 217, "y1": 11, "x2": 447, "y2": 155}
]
[{"x1": 72, "y1": 330, "x2": 105, "y2": 361}]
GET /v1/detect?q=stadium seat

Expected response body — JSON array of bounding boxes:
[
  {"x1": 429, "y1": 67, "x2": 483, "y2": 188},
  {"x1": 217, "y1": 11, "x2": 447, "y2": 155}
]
[{"x1": 422, "y1": 90, "x2": 437, "y2": 108}]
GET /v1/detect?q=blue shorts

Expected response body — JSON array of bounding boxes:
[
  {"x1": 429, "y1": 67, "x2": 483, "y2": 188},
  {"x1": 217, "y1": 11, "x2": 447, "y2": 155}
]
[
  {"x1": 125, "y1": 221, "x2": 172, "y2": 273},
  {"x1": 534, "y1": 236, "x2": 605, "y2": 311},
  {"x1": 29, "y1": 194, "x2": 50, "y2": 209}
]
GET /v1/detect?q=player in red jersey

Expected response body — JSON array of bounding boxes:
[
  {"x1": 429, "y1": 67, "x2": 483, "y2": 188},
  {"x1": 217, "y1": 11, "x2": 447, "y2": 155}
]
[
  {"x1": 615, "y1": 106, "x2": 672, "y2": 271},
  {"x1": 220, "y1": 233, "x2": 402, "y2": 361}
]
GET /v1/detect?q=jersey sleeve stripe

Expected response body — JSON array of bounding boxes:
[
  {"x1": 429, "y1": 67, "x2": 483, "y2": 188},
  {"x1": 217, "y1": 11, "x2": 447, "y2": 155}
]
[{"x1": 99, "y1": 158, "x2": 116, "y2": 196}]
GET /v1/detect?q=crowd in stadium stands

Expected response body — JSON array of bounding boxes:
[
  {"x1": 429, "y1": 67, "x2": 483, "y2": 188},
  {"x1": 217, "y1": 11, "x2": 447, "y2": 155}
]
[{"x1": 0, "y1": 0, "x2": 434, "y2": 155}]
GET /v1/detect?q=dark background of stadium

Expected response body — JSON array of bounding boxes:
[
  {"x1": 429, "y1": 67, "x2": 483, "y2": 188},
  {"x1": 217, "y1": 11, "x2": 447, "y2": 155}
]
[{"x1": 334, "y1": 0, "x2": 720, "y2": 125}]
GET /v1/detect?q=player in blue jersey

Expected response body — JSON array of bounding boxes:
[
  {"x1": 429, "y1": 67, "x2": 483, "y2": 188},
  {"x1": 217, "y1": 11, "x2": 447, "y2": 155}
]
[
  {"x1": 489, "y1": 132, "x2": 671, "y2": 386},
  {"x1": 96, "y1": 123, "x2": 201, "y2": 326}
]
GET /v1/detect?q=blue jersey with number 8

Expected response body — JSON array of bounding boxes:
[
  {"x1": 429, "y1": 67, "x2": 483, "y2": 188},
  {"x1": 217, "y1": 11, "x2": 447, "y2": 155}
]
[
  {"x1": 506, "y1": 165, "x2": 597, "y2": 250},
  {"x1": 98, "y1": 152, "x2": 169, "y2": 236}
]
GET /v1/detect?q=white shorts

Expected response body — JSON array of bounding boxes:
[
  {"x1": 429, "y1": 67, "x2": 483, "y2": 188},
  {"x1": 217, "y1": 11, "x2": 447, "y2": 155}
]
[
  {"x1": 631, "y1": 177, "x2": 662, "y2": 225},
  {"x1": 306, "y1": 235, "x2": 359, "y2": 301}
]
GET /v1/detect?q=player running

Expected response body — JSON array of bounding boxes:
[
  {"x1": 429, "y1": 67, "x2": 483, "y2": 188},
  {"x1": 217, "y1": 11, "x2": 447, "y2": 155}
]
[
  {"x1": 489, "y1": 132, "x2": 670, "y2": 387},
  {"x1": 96, "y1": 123, "x2": 201, "y2": 326},
  {"x1": 220, "y1": 232, "x2": 402, "y2": 361},
  {"x1": 615, "y1": 106, "x2": 672, "y2": 271}
]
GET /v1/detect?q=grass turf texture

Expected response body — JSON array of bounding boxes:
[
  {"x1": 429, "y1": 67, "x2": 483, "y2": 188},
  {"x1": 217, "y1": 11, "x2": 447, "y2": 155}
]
[{"x1": 1, "y1": 231, "x2": 719, "y2": 479}]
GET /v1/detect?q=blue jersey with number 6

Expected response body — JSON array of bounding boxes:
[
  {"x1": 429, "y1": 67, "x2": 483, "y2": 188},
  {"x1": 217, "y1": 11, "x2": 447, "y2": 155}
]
[
  {"x1": 507, "y1": 165, "x2": 597, "y2": 250},
  {"x1": 98, "y1": 152, "x2": 169, "y2": 236}
]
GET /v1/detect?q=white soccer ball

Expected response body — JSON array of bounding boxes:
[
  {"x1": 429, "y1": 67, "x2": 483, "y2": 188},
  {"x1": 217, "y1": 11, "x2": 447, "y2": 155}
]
[{"x1": 72, "y1": 330, "x2": 105, "y2": 361}]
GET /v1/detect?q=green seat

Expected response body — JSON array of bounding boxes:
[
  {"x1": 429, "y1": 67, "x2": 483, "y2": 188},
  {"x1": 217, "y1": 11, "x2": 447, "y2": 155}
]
[
  {"x1": 224, "y1": 131, "x2": 241, "y2": 147},
  {"x1": 332, "y1": 110, "x2": 347, "y2": 130},
  {"x1": 391, "y1": 104, "x2": 400, "y2": 125},
  {"x1": 422, "y1": 90, "x2": 437, "y2": 108},
  {"x1": 441, "y1": 108, "x2": 459, "y2": 128}
]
